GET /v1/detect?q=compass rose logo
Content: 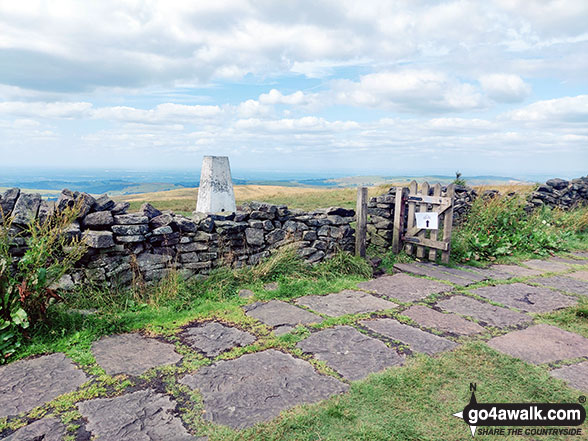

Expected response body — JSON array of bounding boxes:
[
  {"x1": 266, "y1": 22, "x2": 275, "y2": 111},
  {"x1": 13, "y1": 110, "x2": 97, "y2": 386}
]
[{"x1": 453, "y1": 386, "x2": 479, "y2": 437}]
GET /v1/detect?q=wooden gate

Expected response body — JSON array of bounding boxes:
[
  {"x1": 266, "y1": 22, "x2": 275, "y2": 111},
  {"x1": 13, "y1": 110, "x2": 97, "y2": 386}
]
[{"x1": 391, "y1": 181, "x2": 455, "y2": 263}]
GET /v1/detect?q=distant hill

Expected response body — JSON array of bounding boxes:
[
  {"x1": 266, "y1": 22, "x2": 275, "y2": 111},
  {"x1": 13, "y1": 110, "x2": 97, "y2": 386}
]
[
  {"x1": 0, "y1": 173, "x2": 532, "y2": 198},
  {"x1": 327, "y1": 175, "x2": 530, "y2": 187}
]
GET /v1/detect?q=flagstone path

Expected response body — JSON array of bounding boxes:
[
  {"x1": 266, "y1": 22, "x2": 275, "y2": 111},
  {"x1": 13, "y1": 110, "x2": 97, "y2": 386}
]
[{"x1": 1, "y1": 252, "x2": 588, "y2": 440}]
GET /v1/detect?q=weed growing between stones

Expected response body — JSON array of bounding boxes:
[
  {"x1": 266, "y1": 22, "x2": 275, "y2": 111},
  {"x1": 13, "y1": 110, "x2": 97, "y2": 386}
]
[{"x1": 452, "y1": 195, "x2": 588, "y2": 263}]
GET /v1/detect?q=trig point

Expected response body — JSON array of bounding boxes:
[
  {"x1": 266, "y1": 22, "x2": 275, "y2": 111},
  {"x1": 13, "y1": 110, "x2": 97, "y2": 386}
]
[{"x1": 195, "y1": 156, "x2": 236, "y2": 213}]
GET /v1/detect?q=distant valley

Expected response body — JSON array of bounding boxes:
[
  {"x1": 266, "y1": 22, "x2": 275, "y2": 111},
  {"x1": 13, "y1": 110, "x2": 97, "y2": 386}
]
[{"x1": 0, "y1": 169, "x2": 532, "y2": 199}]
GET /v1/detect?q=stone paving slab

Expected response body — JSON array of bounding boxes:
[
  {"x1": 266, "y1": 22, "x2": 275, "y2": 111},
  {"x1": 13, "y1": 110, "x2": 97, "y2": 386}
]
[
  {"x1": 568, "y1": 270, "x2": 588, "y2": 282},
  {"x1": 0, "y1": 353, "x2": 88, "y2": 418},
  {"x1": 491, "y1": 264, "x2": 543, "y2": 277},
  {"x1": 436, "y1": 295, "x2": 531, "y2": 328},
  {"x1": 360, "y1": 318, "x2": 457, "y2": 355},
  {"x1": 471, "y1": 283, "x2": 577, "y2": 313},
  {"x1": 460, "y1": 266, "x2": 514, "y2": 280},
  {"x1": 550, "y1": 256, "x2": 588, "y2": 266},
  {"x1": 77, "y1": 389, "x2": 199, "y2": 441},
  {"x1": 357, "y1": 273, "x2": 451, "y2": 302},
  {"x1": 402, "y1": 305, "x2": 485, "y2": 336},
  {"x1": 487, "y1": 324, "x2": 588, "y2": 364},
  {"x1": 296, "y1": 326, "x2": 404, "y2": 380},
  {"x1": 415, "y1": 263, "x2": 487, "y2": 282},
  {"x1": 180, "y1": 349, "x2": 348, "y2": 429},
  {"x1": 393, "y1": 263, "x2": 477, "y2": 286},
  {"x1": 92, "y1": 333, "x2": 182, "y2": 376},
  {"x1": 550, "y1": 361, "x2": 588, "y2": 392},
  {"x1": 182, "y1": 322, "x2": 256, "y2": 357},
  {"x1": 295, "y1": 290, "x2": 397, "y2": 317},
  {"x1": 521, "y1": 259, "x2": 572, "y2": 273},
  {"x1": 244, "y1": 300, "x2": 322, "y2": 335},
  {"x1": 529, "y1": 275, "x2": 588, "y2": 296},
  {"x1": 3, "y1": 417, "x2": 66, "y2": 441}
]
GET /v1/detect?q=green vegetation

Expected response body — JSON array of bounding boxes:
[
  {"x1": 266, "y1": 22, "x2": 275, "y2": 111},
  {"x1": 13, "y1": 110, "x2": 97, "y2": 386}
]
[
  {"x1": 536, "y1": 297, "x2": 588, "y2": 339},
  {"x1": 451, "y1": 194, "x2": 588, "y2": 263},
  {"x1": 12, "y1": 249, "x2": 372, "y2": 363},
  {"x1": 453, "y1": 171, "x2": 466, "y2": 186},
  {"x1": 1, "y1": 205, "x2": 87, "y2": 363}
]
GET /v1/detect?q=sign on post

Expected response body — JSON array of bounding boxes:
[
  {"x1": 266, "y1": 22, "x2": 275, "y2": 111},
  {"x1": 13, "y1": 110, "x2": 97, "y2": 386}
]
[{"x1": 415, "y1": 212, "x2": 439, "y2": 230}]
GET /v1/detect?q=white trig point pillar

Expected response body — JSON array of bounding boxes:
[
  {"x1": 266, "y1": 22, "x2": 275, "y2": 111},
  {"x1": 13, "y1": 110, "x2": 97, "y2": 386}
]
[{"x1": 196, "y1": 156, "x2": 237, "y2": 213}]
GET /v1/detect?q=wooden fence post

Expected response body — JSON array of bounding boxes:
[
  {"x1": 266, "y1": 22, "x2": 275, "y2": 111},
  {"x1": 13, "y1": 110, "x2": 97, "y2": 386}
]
[
  {"x1": 405, "y1": 180, "x2": 418, "y2": 255},
  {"x1": 416, "y1": 181, "x2": 430, "y2": 259},
  {"x1": 392, "y1": 187, "x2": 404, "y2": 254},
  {"x1": 428, "y1": 183, "x2": 442, "y2": 261},
  {"x1": 441, "y1": 183, "x2": 455, "y2": 264},
  {"x1": 355, "y1": 187, "x2": 368, "y2": 258}
]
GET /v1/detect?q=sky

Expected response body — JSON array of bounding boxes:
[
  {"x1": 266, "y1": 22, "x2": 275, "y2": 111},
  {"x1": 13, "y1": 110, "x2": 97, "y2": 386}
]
[{"x1": 0, "y1": 0, "x2": 587, "y2": 179}]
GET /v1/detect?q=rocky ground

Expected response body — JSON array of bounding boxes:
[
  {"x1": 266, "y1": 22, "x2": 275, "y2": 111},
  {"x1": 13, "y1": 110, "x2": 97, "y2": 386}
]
[{"x1": 1, "y1": 254, "x2": 588, "y2": 440}]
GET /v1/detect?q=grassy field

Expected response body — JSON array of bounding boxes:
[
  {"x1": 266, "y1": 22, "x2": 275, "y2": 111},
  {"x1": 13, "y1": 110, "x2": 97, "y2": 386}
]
[
  {"x1": 113, "y1": 182, "x2": 536, "y2": 214},
  {"x1": 112, "y1": 185, "x2": 388, "y2": 214}
]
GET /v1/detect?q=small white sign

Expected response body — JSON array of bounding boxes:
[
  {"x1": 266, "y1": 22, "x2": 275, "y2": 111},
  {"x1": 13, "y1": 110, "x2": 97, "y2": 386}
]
[{"x1": 415, "y1": 212, "x2": 439, "y2": 230}]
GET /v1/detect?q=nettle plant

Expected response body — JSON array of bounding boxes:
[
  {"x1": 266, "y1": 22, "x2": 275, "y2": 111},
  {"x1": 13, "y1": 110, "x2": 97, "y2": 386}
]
[{"x1": 0, "y1": 203, "x2": 87, "y2": 363}]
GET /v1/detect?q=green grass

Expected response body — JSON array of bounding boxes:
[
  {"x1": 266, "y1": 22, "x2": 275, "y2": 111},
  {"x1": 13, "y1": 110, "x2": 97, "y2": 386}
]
[
  {"x1": 203, "y1": 343, "x2": 586, "y2": 441},
  {"x1": 535, "y1": 297, "x2": 588, "y2": 339},
  {"x1": 11, "y1": 250, "x2": 373, "y2": 363}
]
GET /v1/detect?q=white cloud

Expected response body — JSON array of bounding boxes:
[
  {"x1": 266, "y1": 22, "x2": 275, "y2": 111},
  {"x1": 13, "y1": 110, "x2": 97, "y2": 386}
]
[
  {"x1": 1, "y1": 0, "x2": 587, "y2": 93},
  {"x1": 495, "y1": 0, "x2": 588, "y2": 37},
  {"x1": 258, "y1": 89, "x2": 318, "y2": 106},
  {"x1": 236, "y1": 99, "x2": 272, "y2": 118},
  {"x1": 333, "y1": 70, "x2": 485, "y2": 113},
  {"x1": 503, "y1": 95, "x2": 588, "y2": 122},
  {"x1": 92, "y1": 103, "x2": 221, "y2": 124},
  {"x1": 12, "y1": 118, "x2": 41, "y2": 129},
  {"x1": 426, "y1": 117, "x2": 496, "y2": 131},
  {"x1": 479, "y1": 74, "x2": 531, "y2": 102},
  {"x1": 0, "y1": 1, "x2": 587, "y2": 175},
  {"x1": 234, "y1": 116, "x2": 359, "y2": 133},
  {"x1": 0, "y1": 101, "x2": 92, "y2": 118}
]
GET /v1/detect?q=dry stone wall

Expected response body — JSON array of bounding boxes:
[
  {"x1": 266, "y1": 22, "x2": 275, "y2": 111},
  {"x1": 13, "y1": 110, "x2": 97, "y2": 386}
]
[
  {"x1": 367, "y1": 176, "x2": 588, "y2": 252},
  {"x1": 0, "y1": 188, "x2": 355, "y2": 288},
  {"x1": 2, "y1": 175, "x2": 586, "y2": 283},
  {"x1": 528, "y1": 177, "x2": 588, "y2": 209}
]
